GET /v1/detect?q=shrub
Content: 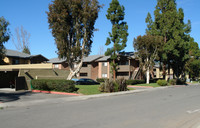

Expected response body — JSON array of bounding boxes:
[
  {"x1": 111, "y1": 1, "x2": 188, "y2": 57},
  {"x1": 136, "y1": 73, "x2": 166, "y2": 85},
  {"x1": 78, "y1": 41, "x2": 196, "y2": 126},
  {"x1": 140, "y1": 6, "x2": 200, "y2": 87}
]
[
  {"x1": 157, "y1": 80, "x2": 168, "y2": 86},
  {"x1": 31, "y1": 79, "x2": 76, "y2": 92},
  {"x1": 99, "y1": 79, "x2": 114, "y2": 92},
  {"x1": 96, "y1": 78, "x2": 108, "y2": 83},
  {"x1": 115, "y1": 78, "x2": 127, "y2": 91},
  {"x1": 126, "y1": 79, "x2": 145, "y2": 85},
  {"x1": 99, "y1": 78, "x2": 127, "y2": 92},
  {"x1": 169, "y1": 79, "x2": 176, "y2": 85}
]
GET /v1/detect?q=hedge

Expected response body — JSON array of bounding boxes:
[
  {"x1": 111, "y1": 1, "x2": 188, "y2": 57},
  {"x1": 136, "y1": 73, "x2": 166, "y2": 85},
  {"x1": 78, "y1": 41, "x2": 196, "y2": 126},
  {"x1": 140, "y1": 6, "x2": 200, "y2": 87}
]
[
  {"x1": 126, "y1": 80, "x2": 145, "y2": 85},
  {"x1": 31, "y1": 79, "x2": 77, "y2": 93}
]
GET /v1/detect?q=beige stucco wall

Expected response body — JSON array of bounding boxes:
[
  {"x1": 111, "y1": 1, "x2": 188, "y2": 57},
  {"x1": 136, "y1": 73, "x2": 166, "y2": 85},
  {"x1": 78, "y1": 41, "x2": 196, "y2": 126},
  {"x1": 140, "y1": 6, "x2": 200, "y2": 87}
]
[
  {"x1": 0, "y1": 63, "x2": 53, "y2": 71},
  {"x1": 98, "y1": 62, "x2": 102, "y2": 78},
  {"x1": 107, "y1": 62, "x2": 110, "y2": 78}
]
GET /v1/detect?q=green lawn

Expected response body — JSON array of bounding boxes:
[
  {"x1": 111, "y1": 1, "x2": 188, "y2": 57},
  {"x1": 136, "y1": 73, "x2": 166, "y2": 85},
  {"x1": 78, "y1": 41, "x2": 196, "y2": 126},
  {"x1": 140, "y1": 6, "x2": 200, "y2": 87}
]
[
  {"x1": 75, "y1": 85, "x2": 102, "y2": 95},
  {"x1": 131, "y1": 83, "x2": 160, "y2": 87},
  {"x1": 75, "y1": 85, "x2": 135, "y2": 95}
]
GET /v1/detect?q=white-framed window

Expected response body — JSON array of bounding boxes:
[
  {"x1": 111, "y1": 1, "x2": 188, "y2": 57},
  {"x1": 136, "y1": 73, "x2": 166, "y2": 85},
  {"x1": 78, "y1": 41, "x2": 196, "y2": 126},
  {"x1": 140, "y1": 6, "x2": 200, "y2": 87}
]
[
  {"x1": 80, "y1": 73, "x2": 88, "y2": 76},
  {"x1": 102, "y1": 74, "x2": 107, "y2": 78},
  {"x1": 103, "y1": 62, "x2": 107, "y2": 66},
  {"x1": 54, "y1": 64, "x2": 59, "y2": 69}
]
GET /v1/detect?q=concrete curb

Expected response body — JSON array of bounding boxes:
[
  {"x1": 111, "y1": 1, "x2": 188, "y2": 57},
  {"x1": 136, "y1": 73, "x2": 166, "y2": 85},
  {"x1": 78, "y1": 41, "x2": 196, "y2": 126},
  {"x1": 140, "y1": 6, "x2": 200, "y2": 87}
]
[
  {"x1": 0, "y1": 86, "x2": 168, "y2": 108},
  {"x1": 32, "y1": 90, "x2": 80, "y2": 96},
  {"x1": 128, "y1": 85, "x2": 153, "y2": 88}
]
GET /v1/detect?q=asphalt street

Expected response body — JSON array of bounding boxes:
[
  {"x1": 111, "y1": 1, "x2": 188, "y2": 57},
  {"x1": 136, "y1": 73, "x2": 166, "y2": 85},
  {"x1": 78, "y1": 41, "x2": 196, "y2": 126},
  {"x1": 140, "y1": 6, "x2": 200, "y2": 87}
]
[{"x1": 0, "y1": 85, "x2": 200, "y2": 128}]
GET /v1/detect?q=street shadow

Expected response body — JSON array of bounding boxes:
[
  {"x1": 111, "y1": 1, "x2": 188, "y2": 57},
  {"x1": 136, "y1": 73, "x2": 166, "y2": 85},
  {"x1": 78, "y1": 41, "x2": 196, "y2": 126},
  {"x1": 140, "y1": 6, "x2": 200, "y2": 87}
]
[{"x1": 0, "y1": 91, "x2": 32, "y2": 103}]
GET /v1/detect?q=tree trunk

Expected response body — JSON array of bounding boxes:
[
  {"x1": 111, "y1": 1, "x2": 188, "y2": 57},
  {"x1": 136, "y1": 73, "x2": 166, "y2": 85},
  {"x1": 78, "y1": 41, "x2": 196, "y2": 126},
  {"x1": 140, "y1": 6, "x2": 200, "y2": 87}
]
[
  {"x1": 67, "y1": 60, "x2": 83, "y2": 80},
  {"x1": 146, "y1": 66, "x2": 150, "y2": 84},
  {"x1": 168, "y1": 62, "x2": 170, "y2": 80},
  {"x1": 113, "y1": 41, "x2": 116, "y2": 81},
  {"x1": 113, "y1": 59, "x2": 116, "y2": 80},
  {"x1": 146, "y1": 58, "x2": 150, "y2": 84},
  {"x1": 163, "y1": 63, "x2": 166, "y2": 80}
]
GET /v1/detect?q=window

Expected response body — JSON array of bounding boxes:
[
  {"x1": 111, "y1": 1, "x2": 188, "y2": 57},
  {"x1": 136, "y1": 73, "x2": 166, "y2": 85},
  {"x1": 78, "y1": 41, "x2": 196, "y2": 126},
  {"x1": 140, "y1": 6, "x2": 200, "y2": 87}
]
[
  {"x1": 12, "y1": 59, "x2": 19, "y2": 65},
  {"x1": 102, "y1": 62, "x2": 107, "y2": 66},
  {"x1": 80, "y1": 73, "x2": 88, "y2": 76},
  {"x1": 102, "y1": 74, "x2": 107, "y2": 78},
  {"x1": 82, "y1": 63, "x2": 87, "y2": 67},
  {"x1": 54, "y1": 64, "x2": 59, "y2": 68}
]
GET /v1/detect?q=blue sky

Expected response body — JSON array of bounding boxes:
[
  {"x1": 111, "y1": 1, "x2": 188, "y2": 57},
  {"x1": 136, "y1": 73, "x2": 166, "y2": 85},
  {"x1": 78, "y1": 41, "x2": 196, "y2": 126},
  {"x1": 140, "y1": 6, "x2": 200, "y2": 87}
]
[{"x1": 0, "y1": 0, "x2": 199, "y2": 59}]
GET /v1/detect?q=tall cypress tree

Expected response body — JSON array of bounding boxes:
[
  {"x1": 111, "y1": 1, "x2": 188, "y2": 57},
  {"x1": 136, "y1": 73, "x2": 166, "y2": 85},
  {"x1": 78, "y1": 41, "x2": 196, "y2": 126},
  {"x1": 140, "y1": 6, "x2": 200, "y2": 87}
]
[
  {"x1": 146, "y1": 0, "x2": 191, "y2": 78},
  {"x1": 47, "y1": 0, "x2": 101, "y2": 79},
  {"x1": 105, "y1": 0, "x2": 128, "y2": 80}
]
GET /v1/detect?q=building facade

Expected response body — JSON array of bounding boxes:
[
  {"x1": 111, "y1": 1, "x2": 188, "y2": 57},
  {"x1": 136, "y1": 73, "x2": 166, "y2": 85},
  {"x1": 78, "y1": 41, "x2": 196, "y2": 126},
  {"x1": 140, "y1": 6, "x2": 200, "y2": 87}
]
[{"x1": 48, "y1": 53, "x2": 143, "y2": 80}]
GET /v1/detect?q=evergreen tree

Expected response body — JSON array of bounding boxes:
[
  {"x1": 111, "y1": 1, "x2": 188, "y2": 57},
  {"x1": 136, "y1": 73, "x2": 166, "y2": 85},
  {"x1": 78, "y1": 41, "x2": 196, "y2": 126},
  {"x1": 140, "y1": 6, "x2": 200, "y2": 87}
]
[
  {"x1": 0, "y1": 17, "x2": 10, "y2": 65},
  {"x1": 47, "y1": 0, "x2": 101, "y2": 79},
  {"x1": 105, "y1": 0, "x2": 128, "y2": 80},
  {"x1": 185, "y1": 37, "x2": 200, "y2": 80},
  {"x1": 146, "y1": 0, "x2": 191, "y2": 78}
]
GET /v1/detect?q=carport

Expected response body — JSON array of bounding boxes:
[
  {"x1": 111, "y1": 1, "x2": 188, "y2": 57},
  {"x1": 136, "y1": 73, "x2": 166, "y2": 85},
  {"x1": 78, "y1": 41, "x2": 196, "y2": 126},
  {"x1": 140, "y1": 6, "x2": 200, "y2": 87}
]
[
  {"x1": 0, "y1": 69, "x2": 28, "y2": 91},
  {"x1": 0, "y1": 63, "x2": 53, "y2": 91},
  {"x1": 0, "y1": 70, "x2": 18, "y2": 88}
]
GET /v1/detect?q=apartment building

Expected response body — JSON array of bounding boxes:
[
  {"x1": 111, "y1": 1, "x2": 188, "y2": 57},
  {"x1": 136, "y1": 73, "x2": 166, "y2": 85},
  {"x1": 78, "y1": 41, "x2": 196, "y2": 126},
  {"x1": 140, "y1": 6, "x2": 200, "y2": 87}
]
[
  {"x1": 3, "y1": 49, "x2": 48, "y2": 65},
  {"x1": 48, "y1": 57, "x2": 69, "y2": 70},
  {"x1": 78, "y1": 55, "x2": 103, "y2": 80},
  {"x1": 97, "y1": 54, "x2": 141, "y2": 80},
  {"x1": 0, "y1": 49, "x2": 50, "y2": 90},
  {"x1": 48, "y1": 52, "x2": 142, "y2": 80}
]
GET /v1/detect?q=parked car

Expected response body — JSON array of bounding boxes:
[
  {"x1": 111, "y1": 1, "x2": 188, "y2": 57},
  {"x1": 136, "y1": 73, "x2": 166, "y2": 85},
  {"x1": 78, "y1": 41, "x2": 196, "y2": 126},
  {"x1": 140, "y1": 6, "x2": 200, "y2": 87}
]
[
  {"x1": 72, "y1": 78, "x2": 79, "y2": 82},
  {"x1": 76, "y1": 78, "x2": 100, "y2": 85}
]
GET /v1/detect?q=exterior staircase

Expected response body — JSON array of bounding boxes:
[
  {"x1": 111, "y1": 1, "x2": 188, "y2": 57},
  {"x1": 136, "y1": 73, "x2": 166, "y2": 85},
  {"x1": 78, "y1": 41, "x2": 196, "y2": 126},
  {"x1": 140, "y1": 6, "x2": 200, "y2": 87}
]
[{"x1": 132, "y1": 67, "x2": 140, "y2": 80}]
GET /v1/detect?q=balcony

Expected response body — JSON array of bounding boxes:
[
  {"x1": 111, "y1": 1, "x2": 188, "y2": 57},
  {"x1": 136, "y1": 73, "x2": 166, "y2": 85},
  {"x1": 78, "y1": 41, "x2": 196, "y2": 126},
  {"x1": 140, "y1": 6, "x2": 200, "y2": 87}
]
[{"x1": 118, "y1": 65, "x2": 130, "y2": 72}]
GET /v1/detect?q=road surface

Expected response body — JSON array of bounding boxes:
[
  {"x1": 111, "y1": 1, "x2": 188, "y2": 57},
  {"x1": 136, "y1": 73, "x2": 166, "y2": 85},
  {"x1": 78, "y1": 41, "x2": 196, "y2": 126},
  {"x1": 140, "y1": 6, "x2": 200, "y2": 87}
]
[{"x1": 0, "y1": 85, "x2": 200, "y2": 128}]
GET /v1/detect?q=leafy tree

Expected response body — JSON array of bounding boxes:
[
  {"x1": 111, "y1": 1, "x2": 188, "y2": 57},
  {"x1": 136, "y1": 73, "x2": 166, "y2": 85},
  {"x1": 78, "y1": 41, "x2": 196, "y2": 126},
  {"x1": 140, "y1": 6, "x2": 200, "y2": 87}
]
[
  {"x1": 105, "y1": 0, "x2": 128, "y2": 80},
  {"x1": 47, "y1": 0, "x2": 101, "y2": 79},
  {"x1": 146, "y1": 0, "x2": 191, "y2": 79},
  {"x1": 12, "y1": 26, "x2": 31, "y2": 55},
  {"x1": 134, "y1": 35, "x2": 163, "y2": 84},
  {"x1": 185, "y1": 38, "x2": 200, "y2": 80},
  {"x1": 0, "y1": 17, "x2": 10, "y2": 65}
]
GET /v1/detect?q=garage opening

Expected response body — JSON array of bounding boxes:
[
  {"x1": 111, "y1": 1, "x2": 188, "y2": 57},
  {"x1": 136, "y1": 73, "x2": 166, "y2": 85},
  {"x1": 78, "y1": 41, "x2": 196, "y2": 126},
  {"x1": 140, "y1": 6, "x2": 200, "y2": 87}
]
[{"x1": 0, "y1": 71, "x2": 19, "y2": 89}]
